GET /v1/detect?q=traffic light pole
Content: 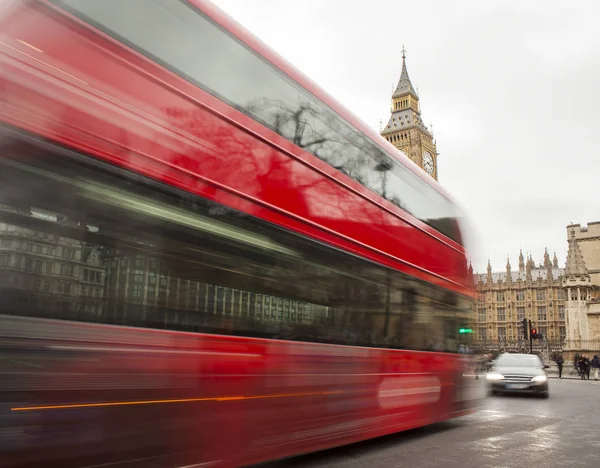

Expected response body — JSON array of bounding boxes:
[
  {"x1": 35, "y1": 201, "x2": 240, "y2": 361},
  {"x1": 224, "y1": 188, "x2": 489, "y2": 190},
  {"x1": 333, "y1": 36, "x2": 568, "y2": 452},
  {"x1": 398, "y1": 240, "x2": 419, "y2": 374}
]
[{"x1": 529, "y1": 319, "x2": 533, "y2": 354}]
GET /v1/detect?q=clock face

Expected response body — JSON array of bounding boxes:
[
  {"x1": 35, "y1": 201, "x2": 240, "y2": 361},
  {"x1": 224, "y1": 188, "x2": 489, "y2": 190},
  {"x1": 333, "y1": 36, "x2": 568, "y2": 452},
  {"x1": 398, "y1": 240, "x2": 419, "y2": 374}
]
[{"x1": 423, "y1": 151, "x2": 434, "y2": 176}]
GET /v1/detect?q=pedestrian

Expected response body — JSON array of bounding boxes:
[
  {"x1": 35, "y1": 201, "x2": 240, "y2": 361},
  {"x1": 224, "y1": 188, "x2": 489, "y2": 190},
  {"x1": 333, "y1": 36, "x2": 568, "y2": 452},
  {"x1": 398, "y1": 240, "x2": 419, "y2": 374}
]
[
  {"x1": 579, "y1": 355, "x2": 591, "y2": 380},
  {"x1": 555, "y1": 354, "x2": 564, "y2": 379},
  {"x1": 592, "y1": 355, "x2": 600, "y2": 380}
]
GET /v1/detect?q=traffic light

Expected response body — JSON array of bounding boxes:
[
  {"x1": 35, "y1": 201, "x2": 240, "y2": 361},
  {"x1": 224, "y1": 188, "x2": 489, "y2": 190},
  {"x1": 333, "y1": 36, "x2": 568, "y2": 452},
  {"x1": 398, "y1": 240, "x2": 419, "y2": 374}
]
[
  {"x1": 531, "y1": 328, "x2": 538, "y2": 339},
  {"x1": 459, "y1": 328, "x2": 473, "y2": 334},
  {"x1": 522, "y1": 318, "x2": 528, "y2": 339}
]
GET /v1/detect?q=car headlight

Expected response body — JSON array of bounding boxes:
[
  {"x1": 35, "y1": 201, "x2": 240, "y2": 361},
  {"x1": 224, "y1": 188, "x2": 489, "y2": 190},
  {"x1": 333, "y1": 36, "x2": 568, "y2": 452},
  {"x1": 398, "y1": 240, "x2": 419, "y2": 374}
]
[
  {"x1": 532, "y1": 375, "x2": 547, "y2": 383},
  {"x1": 486, "y1": 373, "x2": 504, "y2": 381}
]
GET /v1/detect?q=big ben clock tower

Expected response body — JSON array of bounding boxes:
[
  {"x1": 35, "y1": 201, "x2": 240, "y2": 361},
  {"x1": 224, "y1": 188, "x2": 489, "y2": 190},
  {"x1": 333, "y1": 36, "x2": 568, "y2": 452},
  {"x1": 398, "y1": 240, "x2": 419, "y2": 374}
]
[{"x1": 380, "y1": 48, "x2": 438, "y2": 180}]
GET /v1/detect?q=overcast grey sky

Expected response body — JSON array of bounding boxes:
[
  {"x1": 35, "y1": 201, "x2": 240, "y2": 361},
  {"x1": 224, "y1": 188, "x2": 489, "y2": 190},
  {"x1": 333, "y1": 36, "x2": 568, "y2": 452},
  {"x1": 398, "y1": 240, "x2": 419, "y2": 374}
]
[{"x1": 211, "y1": 0, "x2": 600, "y2": 272}]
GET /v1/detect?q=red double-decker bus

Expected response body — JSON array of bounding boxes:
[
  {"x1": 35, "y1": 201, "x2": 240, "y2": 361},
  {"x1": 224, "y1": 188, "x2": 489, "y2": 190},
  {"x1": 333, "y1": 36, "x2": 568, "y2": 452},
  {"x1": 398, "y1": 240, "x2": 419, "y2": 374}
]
[{"x1": 0, "y1": 1, "x2": 480, "y2": 466}]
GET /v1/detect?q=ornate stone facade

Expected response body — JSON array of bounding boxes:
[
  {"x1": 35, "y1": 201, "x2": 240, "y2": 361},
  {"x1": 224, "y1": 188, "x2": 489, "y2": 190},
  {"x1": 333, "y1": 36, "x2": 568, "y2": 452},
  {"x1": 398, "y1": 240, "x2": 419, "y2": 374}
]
[
  {"x1": 380, "y1": 48, "x2": 438, "y2": 180},
  {"x1": 562, "y1": 223, "x2": 600, "y2": 345},
  {"x1": 473, "y1": 250, "x2": 566, "y2": 344}
]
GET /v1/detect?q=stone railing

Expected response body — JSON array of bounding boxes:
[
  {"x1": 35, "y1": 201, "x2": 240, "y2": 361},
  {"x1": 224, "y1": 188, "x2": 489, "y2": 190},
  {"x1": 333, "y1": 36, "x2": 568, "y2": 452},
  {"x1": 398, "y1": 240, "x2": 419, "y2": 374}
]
[{"x1": 563, "y1": 339, "x2": 600, "y2": 353}]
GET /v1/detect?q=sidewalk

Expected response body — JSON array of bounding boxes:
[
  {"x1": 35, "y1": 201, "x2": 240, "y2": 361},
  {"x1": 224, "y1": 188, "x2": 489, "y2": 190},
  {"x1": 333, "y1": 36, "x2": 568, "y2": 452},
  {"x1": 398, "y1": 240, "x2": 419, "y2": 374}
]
[
  {"x1": 544, "y1": 364, "x2": 599, "y2": 380},
  {"x1": 547, "y1": 372, "x2": 600, "y2": 379}
]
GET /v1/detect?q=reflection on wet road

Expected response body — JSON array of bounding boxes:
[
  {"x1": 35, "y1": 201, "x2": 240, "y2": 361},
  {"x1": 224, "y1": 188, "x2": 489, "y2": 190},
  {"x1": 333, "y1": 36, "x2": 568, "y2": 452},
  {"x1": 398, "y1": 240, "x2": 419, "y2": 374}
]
[{"x1": 255, "y1": 379, "x2": 600, "y2": 468}]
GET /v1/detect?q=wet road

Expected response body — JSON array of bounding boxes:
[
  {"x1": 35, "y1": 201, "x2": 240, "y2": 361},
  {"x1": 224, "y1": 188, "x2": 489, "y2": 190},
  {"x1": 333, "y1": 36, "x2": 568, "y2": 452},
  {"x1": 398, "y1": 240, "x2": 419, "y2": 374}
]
[{"x1": 256, "y1": 378, "x2": 600, "y2": 468}]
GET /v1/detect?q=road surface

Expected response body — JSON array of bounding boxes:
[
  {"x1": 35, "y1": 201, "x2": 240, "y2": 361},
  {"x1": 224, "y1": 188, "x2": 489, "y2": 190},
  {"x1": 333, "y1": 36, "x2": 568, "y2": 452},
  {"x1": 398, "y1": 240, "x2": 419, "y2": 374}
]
[{"x1": 256, "y1": 378, "x2": 600, "y2": 468}]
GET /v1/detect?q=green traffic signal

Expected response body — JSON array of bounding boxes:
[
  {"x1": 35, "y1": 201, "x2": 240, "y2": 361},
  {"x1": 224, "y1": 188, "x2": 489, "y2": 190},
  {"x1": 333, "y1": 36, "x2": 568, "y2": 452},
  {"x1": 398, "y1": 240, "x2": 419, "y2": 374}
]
[{"x1": 459, "y1": 328, "x2": 473, "y2": 334}]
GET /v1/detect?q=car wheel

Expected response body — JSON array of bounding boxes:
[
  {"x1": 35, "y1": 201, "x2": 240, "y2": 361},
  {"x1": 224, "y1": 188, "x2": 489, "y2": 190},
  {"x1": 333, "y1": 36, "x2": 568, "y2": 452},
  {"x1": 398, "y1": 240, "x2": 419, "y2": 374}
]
[{"x1": 539, "y1": 391, "x2": 549, "y2": 399}]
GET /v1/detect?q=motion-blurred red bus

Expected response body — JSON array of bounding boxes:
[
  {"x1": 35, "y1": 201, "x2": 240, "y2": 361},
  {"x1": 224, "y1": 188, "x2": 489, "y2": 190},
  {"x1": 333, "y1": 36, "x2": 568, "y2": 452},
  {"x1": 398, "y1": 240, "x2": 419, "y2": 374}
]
[{"x1": 0, "y1": 1, "x2": 480, "y2": 466}]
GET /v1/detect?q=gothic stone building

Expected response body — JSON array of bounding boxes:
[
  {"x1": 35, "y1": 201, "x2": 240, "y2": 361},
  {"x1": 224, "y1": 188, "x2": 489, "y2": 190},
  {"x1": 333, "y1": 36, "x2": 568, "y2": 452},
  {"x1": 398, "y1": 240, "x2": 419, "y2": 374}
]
[
  {"x1": 562, "y1": 223, "x2": 600, "y2": 350},
  {"x1": 380, "y1": 49, "x2": 438, "y2": 180},
  {"x1": 473, "y1": 250, "x2": 566, "y2": 345}
]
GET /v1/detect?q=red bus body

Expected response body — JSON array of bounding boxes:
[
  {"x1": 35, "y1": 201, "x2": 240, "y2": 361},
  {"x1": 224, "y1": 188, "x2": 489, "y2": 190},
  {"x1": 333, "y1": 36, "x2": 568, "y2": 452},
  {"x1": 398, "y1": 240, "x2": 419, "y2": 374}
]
[{"x1": 0, "y1": 1, "x2": 480, "y2": 466}]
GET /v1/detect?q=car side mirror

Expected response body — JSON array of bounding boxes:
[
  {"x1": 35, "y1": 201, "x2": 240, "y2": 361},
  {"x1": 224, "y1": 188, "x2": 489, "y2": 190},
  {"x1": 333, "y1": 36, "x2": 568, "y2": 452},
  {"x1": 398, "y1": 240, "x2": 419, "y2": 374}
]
[{"x1": 544, "y1": 365, "x2": 550, "y2": 369}]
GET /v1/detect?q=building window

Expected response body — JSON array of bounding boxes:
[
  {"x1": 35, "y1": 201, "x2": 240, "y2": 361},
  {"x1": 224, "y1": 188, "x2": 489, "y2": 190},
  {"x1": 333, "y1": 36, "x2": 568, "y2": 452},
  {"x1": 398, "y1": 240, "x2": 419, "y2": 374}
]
[
  {"x1": 135, "y1": 255, "x2": 146, "y2": 268},
  {"x1": 0, "y1": 238, "x2": 11, "y2": 247},
  {"x1": 558, "y1": 305, "x2": 565, "y2": 320},
  {"x1": 478, "y1": 327, "x2": 487, "y2": 340},
  {"x1": 560, "y1": 326, "x2": 566, "y2": 340},
  {"x1": 0, "y1": 254, "x2": 9, "y2": 266},
  {"x1": 539, "y1": 326, "x2": 548, "y2": 338},
  {"x1": 517, "y1": 307, "x2": 525, "y2": 321},
  {"x1": 498, "y1": 327, "x2": 506, "y2": 338},
  {"x1": 536, "y1": 290, "x2": 546, "y2": 301},
  {"x1": 497, "y1": 307, "x2": 506, "y2": 321},
  {"x1": 558, "y1": 289, "x2": 565, "y2": 300},
  {"x1": 477, "y1": 292, "x2": 485, "y2": 302},
  {"x1": 516, "y1": 290, "x2": 525, "y2": 301},
  {"x1": 497, "y1": 292, "x2": 505, "y2": 302},
  {"x1": 478, "y1": 308, "x2": 486, "y2": 322},
  {"x1": 134, "y1": 270, "x2": 145, "y2": 284},
  {"x1": 537, "y1": 306, "x2": 547, "y2": 321},
  {"x1": 82, "y1": 269, "x2": 102, "y2": 283},
  {"x1": 132, "y1": 284, "x2": 144, "y2": 299}
]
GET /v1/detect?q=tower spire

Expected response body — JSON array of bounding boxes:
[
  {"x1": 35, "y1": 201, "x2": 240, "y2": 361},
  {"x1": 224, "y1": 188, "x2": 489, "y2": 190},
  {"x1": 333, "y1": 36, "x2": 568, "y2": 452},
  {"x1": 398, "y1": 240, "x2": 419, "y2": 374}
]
[
  {"x1": 565, "y1": 227, "x2": 588, "y2": 276},
  {"x1": 518, "y1": 249, "x2": 525, "y2": 272},
  {"x1": 544, "y1": 247, "x2": 551, "y2": 268},
  {"x1": 392, "y1": 47, "x2": 418, "y2": 99},
  {"x1": 553, "y1": 251, "x2": 559, "y2": 268}
]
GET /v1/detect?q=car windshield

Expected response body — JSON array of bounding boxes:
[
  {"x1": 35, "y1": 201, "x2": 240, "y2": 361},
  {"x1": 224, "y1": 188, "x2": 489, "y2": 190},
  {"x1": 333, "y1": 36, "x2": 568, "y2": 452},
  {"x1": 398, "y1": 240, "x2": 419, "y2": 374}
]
[{"x1": 495, "y1": 355, "x2": 541, "y2": 367}]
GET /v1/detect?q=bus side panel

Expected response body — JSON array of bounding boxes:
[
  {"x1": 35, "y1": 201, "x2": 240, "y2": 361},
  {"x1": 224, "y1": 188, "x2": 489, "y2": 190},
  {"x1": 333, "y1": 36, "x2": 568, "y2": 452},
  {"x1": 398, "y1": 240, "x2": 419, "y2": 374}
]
[{"x1": 0, "y1": 315, "x2": 478, "y2": 467}]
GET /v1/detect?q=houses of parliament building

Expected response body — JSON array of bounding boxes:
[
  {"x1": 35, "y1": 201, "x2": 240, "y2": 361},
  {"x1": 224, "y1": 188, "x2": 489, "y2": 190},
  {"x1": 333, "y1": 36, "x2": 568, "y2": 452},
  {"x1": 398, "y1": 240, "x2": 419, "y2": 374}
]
[{"x1": 473, "y1": 250, "x2": 567, "y2": 344}]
